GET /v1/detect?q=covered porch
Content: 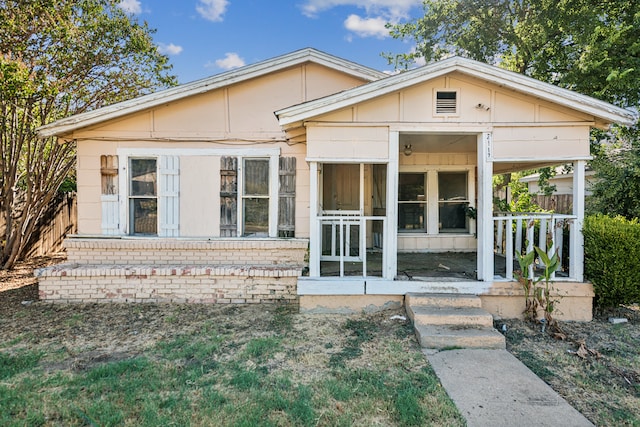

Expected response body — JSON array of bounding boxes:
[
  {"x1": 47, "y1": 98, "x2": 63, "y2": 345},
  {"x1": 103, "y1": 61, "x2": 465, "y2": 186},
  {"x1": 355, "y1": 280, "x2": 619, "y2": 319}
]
[{"x1": 302, "y1": 129, "x2": 587, "y2": 289}]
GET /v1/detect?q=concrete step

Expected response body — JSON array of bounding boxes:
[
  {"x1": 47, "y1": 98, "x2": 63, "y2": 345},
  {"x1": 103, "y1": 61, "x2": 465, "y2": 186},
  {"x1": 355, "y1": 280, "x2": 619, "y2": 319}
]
[
  {"x1": 415, "y1": 324, "x2": 506, "y2": 349},
  {"x1": 408, "y1": 306, "x2": 495, "y2": 328},
  {"x1": 405, "y1": 293, "x2": 506, "y2": 350},
  {"x1": 406, "y1": 292, "x2": 481, "y2": 309}
]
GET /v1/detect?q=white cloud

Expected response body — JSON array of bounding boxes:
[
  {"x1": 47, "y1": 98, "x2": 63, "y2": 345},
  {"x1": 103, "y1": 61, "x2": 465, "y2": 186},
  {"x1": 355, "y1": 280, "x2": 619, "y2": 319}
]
[
  {"x1": 158, "y1": 43, "x2": 183, "y2": 56},
  {"x1": 209, "y1": 52, "x2": 245, "y2": 70},
  {"x1": 300, "y1": 0, "x2": 420, "y2": 21},
  {"x1": 344, "y1": 14, "x2": 389, "y2": 38},
  {"x1": 413, "y1": 56, "x2": 426, "y2": 67},
  {"x1": 196, "y1": 0, "x2": 229, "y2": 22},
  {"x1": 118, "y1": 0, "x2": 142, "y2": 14}
]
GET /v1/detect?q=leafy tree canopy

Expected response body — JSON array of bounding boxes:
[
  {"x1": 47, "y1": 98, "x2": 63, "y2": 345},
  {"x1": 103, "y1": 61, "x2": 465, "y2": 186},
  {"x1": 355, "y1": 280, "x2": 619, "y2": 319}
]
[{"x1": 0, "y1": 0, "x2": 176, "y2": 268}]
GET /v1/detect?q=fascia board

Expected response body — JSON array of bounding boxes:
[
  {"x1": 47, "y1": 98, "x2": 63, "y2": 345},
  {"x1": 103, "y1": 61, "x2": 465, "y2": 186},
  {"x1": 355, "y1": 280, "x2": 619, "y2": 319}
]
[{"x1": 459, "y1": 59, "x2": 637, "y2": 126}]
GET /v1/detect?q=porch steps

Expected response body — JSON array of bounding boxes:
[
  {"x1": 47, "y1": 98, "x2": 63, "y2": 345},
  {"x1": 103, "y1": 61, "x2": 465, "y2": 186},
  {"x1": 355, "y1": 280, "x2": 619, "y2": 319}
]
[{"x1": 405, "y1": 293, "x2": 505, "y2": 350}]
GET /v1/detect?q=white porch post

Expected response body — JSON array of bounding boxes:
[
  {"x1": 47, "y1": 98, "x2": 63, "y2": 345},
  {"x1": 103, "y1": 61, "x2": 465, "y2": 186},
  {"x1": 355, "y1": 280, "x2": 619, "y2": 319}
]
[
  {"x1": 309, "y1": 161, "x2": 320, "y2": 277},
  {"x1": 570, "y1": 160, "x2": 586, "y2": 281},
  {"x1": 477, "y1": 132, "x2": 494, "y2": 281},
  {"x1": 385, "y1": 131, "x2": 399, "y2": 280}
]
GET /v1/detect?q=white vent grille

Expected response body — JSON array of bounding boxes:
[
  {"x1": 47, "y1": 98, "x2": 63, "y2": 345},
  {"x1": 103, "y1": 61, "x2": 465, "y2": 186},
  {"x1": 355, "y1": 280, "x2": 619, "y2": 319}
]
[{"x1": 436, "y1": 91, "x2": 457, "y2": 114}]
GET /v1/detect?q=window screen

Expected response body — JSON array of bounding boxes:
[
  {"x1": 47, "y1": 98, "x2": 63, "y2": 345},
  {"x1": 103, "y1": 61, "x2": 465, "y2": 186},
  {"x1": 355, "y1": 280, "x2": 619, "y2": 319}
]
[
  {"x1": 243, "y1": 158, "x2": 270, "y2": 236},
  {"x1": 438, "y1": 172, "x2": 469, "y2": 232},
  {"x1": 129, "y1": 158, "x2": 157, "y2": 235}
]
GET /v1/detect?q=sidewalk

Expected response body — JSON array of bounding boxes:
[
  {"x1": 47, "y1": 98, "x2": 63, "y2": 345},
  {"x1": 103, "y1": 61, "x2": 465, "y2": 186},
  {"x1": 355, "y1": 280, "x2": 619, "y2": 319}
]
[{"x1": 425, "y1": 349, "x2": 594, "y2": 427}]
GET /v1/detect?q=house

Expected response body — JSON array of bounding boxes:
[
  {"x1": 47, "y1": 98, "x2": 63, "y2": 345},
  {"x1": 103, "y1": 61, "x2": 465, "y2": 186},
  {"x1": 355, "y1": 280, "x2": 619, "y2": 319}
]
[
  {"x1": 36, "y1": 48, "x2": 635, "y2": 321},
  {"x1": 519, "y1": 166, "x2": 596, "y2": 213}
]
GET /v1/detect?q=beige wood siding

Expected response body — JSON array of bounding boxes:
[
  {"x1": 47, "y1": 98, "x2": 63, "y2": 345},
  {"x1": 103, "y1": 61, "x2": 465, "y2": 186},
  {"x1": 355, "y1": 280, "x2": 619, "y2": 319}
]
[
  {"x1": 492, "y1": 126, "x2": 590, "y2": 159},
  {"x1": 310, "y1": 72, "x2": 591, "y2": 125},
  {"x1": 70, "y1": 62, "x2": 369, "y2": 237},
  {"x1": 307, "y1": 125, "x2": 389, "y2": 160},
  {"x1": 180, "y1": 156, "x2": 219, "y2": 237}
]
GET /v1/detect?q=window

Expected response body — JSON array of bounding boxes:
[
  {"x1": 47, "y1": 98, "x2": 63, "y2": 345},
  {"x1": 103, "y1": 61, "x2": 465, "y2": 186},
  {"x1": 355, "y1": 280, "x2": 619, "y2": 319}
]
[
  {"x1": 220, "y1": 153, "x2": 281, "y2": 238},
  {"x1": 398, "y1": 170, "x2": 471, "y2": 234},
  {"x1": 435, "y1": 90, "x2": 458, "y2": 115},
  {"x1": 242, "y1": 158, "x2": 270, "y2": 236},
  {"x1": 129, "y1": 158, "x2": 157, "y2": 235},
  {"x1": 438, "y1": 172, "x2": 469, "y2": 233},
  {"x1": 398, "y1": 173, "x2": 426, "y2": 231}
]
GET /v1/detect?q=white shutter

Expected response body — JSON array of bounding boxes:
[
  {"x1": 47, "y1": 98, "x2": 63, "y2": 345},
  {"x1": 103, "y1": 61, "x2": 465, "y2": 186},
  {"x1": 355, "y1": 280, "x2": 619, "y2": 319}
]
[
  {"x1": 100, "y1": 155, "x2": 120, "y2": 235},
  {"x1": 159, "y1": 155, "x2": 180, "y2": 237},
  {"x1": 101, "y1": 194, "x2": 120, "y2": 234}
]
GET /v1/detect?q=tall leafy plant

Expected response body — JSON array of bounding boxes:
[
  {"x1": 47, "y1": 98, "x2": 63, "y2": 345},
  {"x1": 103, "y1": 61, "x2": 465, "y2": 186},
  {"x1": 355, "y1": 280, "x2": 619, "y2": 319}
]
[{"x1": 516, "y1": 243, "x2": 560, "y2": 330}]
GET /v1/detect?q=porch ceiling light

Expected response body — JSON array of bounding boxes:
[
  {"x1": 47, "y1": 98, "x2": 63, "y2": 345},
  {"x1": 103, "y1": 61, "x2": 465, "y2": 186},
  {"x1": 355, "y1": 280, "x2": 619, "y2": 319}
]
[{"x1": 403, "y1": 144, "x2": 412, "y2": 156}]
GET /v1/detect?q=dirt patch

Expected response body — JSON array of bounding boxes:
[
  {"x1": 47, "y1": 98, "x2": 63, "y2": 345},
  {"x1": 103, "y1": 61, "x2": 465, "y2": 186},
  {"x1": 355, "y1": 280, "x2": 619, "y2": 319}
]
[
  {"x1": 500, "y1": 306, "x2": 640, "y2": 425},
  {"x1": 0, "y1": 253, "x2": 65, "y2": 304}
]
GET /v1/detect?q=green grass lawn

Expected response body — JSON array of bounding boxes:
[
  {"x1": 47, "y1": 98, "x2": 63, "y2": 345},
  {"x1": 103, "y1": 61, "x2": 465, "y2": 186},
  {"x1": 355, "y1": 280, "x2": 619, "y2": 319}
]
[{"x1": 0, "y1": 304, "x2": 464, "y2": 426}]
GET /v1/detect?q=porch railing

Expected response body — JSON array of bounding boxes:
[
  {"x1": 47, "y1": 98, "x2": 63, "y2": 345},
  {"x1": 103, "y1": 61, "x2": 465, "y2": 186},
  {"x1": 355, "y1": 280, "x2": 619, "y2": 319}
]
[
  {"x1": 318, "y1": 213, "x2": 386, "y2": 277},
  {"x1": 493, "y1": 212, "x2": 577, "y2": 281}
]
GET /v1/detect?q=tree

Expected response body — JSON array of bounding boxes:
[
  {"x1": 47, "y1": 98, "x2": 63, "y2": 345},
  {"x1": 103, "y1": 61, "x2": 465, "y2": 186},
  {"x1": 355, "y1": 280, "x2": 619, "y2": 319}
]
[
  {"x1": 589, "y1": 126, "x2": 640, "y2": 219},
  {"x1": 386, "y1": 0, "x2": 640, "y2": 214},
  {"x1": 0, "y1": 0, "x2": 176, "y2": 269}
]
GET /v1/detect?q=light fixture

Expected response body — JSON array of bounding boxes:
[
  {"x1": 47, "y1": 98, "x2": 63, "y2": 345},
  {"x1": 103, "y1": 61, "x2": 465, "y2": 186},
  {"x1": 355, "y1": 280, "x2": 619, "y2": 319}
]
[{"x1": 403, "y1": 144, "x2": 412, "y2": 156}]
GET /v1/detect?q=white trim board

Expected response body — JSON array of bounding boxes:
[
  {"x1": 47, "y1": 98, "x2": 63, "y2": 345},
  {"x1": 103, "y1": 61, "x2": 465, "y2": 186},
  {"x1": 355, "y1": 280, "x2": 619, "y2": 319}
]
[{"x1": 117, "y1": 147, "x2": 280, "y2": 157}]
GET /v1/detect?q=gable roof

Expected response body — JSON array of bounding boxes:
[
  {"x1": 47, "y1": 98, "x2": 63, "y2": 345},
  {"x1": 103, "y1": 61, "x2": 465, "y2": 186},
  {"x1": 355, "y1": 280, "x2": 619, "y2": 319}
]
[
  {"x1": 276, "y1": 56, "x2": 637, "y2": 128},
  {"x1": 37, "y1": 48, "x2": 387, "y2": 138}
]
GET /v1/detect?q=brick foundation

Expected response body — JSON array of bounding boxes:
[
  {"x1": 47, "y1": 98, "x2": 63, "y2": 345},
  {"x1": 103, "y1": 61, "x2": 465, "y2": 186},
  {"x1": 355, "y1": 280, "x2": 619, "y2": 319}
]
[
  {"x1": 63, "y1": 237, "x2": 308, "y2": 266},
  {"x1": 37, "y1": 237, "x2": 308, "y2": 303}
]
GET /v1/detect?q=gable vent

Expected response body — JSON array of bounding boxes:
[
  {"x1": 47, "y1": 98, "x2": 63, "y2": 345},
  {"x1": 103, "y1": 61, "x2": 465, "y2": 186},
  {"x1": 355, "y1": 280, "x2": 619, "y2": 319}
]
[{"x1": 436, "y1": 91, "x2": 457, "y2": 114}]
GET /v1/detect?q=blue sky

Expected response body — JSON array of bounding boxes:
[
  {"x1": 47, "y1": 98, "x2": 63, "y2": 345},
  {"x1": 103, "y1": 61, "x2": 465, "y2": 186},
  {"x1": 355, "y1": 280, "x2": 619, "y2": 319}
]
[{"x1": 117, "y1": 0, "x2": 426, "y2": 84}]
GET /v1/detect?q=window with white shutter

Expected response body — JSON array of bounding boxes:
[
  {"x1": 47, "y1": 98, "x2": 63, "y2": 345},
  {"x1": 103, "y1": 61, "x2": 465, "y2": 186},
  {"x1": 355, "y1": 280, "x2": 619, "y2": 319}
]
[{"x1": 129, "y1": 158, "x2": 158, "y2": 235}]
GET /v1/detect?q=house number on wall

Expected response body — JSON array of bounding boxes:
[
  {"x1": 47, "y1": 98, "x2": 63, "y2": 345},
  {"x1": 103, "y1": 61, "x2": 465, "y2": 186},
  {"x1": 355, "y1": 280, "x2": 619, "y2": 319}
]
[{"x1": 484, "y1": 132, "x2": 493, "y2": 160}]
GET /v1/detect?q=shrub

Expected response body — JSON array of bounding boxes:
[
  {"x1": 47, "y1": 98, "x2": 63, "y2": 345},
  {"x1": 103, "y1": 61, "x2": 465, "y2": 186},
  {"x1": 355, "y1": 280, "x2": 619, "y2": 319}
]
[{"x1": 583, "y1": 214, "x2": 640, "y2": 309}]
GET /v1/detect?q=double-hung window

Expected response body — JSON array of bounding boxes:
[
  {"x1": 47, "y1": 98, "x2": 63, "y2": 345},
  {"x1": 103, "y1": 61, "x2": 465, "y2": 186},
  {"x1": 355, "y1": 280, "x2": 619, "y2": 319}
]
[
  {"x1": 242, "y1": 158, "x2": 270, "y2": 237},
  {"x1": 398, "y1": 173, "x2": 426, "y2": 232},
  {"x1": 398, "y1": 169, "x2": 471, "y2": 234},
  {"x1": 129, "y1": 158, "x2": 157, "y2": 235}
]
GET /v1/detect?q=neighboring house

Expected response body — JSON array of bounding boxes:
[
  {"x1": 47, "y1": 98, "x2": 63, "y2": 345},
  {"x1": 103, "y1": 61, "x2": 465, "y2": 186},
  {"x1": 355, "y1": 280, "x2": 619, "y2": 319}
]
[
  {"x1": 520, "y1": 166, "x2": 596, "y2": 213},
  {"x1": 36, "y1": 48, "x2": 635, "y2": 321}
]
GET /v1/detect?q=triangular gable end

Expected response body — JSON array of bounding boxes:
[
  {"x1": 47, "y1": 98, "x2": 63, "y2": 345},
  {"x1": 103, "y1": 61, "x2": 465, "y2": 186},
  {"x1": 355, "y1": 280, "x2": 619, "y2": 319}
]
[
  {"x1": 276, "y1": 56, "x2": 636, "y2": 130},
  {"x1": 37, "y1": 48, "x2": 387, "y2": 139}
]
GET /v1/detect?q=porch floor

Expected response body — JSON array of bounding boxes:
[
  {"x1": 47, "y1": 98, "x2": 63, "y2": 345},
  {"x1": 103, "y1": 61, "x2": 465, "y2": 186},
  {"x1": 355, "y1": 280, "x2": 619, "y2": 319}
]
[
  {"x1": 319, "y1": 252, "x2": 478, "y2": 280},
  {"x1": 318, "y1": 252, "x2": 569, "y2": 281}
]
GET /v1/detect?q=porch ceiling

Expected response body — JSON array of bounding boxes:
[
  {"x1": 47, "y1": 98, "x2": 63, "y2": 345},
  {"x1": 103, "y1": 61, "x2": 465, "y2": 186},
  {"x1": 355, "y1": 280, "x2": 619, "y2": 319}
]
[
  {"x1": 398, "y1": 133, "x2": 581, "y2": 175},
  {"x1": 493, "y1": 161, "x2": 569, "y2": 175},
  {"x1": 399, "y1": 133, "x2": 476, "y2": 153}
]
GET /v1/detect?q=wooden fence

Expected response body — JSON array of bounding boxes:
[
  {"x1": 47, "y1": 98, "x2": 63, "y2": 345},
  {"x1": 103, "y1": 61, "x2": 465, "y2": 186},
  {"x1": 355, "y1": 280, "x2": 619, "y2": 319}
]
[
  {"x1": 530, "y1": 194, "x2": 573, "y2": 214},
  {"x1": 0, "y1": 192, "x2": 77, "y2": 258}
]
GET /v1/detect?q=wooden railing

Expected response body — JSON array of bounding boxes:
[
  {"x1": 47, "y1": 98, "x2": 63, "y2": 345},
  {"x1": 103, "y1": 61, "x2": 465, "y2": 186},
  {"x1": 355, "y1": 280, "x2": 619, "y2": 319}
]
[
  {"x1": 318, "y1": 213, "x2": 386, "y2": 277},
  {"x1": 493, "y1": 212, "x2": 576, "y2": 281}
]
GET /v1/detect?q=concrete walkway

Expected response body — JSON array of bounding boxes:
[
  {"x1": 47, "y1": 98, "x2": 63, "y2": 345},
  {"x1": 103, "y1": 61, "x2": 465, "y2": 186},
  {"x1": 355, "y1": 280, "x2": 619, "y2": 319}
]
[{"x1": 425, "y1": 349, "x2": 594, "y2": 427}]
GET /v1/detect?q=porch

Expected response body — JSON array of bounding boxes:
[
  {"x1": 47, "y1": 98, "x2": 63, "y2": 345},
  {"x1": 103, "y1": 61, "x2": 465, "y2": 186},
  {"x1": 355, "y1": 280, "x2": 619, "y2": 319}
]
[
  {"x1": 314, "y1": 209, "x2": 577, "y2": 283},
  {"x1": 299, "y1": 208, "x2": 593, "y2": 321}
]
